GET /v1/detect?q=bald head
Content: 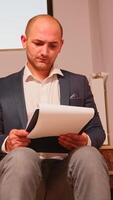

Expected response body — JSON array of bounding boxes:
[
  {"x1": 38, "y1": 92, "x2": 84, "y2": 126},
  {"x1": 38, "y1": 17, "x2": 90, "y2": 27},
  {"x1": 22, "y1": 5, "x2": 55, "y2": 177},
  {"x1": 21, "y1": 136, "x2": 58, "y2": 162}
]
[
  {"x1": 25, "y1": 14, "x2": 63, "y2": 38},
  {"x1": 21, "y1": 14, "x2": 63, "y2": 79}
]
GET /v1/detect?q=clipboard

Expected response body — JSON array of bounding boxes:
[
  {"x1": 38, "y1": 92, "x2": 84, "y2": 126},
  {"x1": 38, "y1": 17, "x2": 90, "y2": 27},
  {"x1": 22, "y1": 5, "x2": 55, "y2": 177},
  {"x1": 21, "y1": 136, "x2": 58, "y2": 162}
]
[{"x1": 26, "y1": 104, "x2": 94, "y2": 139}]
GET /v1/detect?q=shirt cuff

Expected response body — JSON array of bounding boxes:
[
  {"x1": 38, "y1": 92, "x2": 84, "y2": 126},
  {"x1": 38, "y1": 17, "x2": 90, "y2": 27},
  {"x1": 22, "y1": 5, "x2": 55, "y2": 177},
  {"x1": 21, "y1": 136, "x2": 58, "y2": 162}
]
[
  {"x1": 87, "y1": 135, "x2": 91, "y2": 146},
  {"x1": 1, "y1": 136, "x2": 9, "y2": 153}
]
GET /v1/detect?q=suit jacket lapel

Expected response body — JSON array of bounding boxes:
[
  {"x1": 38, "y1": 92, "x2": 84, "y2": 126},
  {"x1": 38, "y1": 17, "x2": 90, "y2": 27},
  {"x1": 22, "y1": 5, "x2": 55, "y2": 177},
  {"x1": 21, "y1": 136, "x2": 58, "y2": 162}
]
[
  {"x1": 12, "y1": 69, "x2": 27, "y2": 128},
  {"x1": 58, "y1": 74, "x2": 70, "y2": 105}
]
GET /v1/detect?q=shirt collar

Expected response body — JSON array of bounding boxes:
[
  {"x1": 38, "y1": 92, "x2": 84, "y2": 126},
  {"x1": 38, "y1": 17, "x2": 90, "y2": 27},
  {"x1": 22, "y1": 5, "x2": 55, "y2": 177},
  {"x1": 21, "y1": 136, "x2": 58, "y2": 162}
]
[{"x1": 23, "y1": 65, "x2": 63, "y2": 82}]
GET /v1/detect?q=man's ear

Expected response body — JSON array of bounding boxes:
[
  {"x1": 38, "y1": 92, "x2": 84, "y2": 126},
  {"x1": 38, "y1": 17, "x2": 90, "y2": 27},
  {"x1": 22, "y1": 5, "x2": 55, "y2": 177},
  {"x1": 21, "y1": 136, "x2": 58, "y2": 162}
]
[
  {"x1": 21, "y1": 35, "x2": 27, "y2": 48},
  {"x1": 61, "y1": 39, "x2": 64, "y2": 48},
  {"x1": 59, "y1": 39, "x2": 64, "y2": 53}
]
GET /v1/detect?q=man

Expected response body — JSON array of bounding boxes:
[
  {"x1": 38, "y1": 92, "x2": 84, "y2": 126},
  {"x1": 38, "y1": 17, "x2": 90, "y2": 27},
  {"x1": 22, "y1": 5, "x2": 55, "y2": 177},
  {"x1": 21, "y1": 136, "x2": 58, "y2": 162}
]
[{"x1": 0, "y1": 14, "x2": 110, "y2": 200}]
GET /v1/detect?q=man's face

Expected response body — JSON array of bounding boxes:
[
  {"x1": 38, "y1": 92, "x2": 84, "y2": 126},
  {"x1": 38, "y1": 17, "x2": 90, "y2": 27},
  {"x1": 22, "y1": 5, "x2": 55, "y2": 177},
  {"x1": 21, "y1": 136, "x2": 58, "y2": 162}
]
[{"x1": 21, "y1": 18, "x2": 63, "y2": 74}]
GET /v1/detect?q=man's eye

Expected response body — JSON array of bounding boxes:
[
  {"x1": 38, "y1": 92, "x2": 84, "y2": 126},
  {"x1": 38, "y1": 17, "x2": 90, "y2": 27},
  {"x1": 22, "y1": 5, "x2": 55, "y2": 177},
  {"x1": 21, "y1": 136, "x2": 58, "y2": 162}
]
[
  {"x1": 34, "y1": 42, "x2": 44, "y2": 46},
  {"x1": 49, "y1": 44, "x2": 57, "y2": 49},
  {"x1": 35, "y1": 43, "x2": 42, "y2": 46}
]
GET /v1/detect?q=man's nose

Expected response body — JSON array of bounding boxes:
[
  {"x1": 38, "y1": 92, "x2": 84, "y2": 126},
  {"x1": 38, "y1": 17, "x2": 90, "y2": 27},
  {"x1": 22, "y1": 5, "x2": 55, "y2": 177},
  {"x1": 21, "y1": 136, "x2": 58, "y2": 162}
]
[{"x1": 41, "y1": 44, "x2": 48, "y2": 56}]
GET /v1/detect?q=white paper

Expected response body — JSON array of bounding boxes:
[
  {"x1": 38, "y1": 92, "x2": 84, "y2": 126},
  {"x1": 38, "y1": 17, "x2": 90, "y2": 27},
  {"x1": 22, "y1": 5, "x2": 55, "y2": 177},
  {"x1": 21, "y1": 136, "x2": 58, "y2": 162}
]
[{"x1": 27, "y1": 104, "x2": 94, "y2": 139}]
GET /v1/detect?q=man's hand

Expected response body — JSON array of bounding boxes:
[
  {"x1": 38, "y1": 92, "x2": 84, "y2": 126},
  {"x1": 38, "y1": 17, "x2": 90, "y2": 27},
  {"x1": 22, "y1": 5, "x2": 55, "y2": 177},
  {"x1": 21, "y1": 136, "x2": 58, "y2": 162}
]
[
  {"x1": 5, "y1": 129, "x2": 31, "y2": 152},
  {"x1": 58, "y1": 132, "x2": 88, "y2": 150}
]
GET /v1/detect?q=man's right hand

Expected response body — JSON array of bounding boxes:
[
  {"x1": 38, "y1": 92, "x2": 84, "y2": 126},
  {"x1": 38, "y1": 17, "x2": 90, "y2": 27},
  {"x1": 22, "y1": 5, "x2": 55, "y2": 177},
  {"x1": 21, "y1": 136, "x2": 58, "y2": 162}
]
[{"x1": 5, "y1": 129, "x2": 31, "y2": 152}]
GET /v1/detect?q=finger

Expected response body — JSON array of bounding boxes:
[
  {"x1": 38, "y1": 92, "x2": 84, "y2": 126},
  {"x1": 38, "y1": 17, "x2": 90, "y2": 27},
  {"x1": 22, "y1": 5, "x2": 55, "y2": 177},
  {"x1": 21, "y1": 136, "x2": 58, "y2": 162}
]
[
  {"x1": 58, "y1": 141, "x2": 72, "y2": 150},
  {"x1": 10, "y1": 143, "x2": 29, "y2": 150},
  {"x1": 59, "y1": 135, "x2": 76, "y2": 144},
  {"x1": 9, "y1": 129, "x2": 29, "y2": 137},
  {"x1": 15, "y1": 137, "x2": 31, "y2": 143},
  {"x1": 59, "y1": 135, "x2": 86, "y2": 147},
  {"x1": 11, "y1": 140, "x2": 30, "y2": 148},
  {"x1": 60, "y1": 133, "x2": 87, "y2": 144},
  {"x1": 58, "y1": 139, "x2": 77, "y2": 150}
]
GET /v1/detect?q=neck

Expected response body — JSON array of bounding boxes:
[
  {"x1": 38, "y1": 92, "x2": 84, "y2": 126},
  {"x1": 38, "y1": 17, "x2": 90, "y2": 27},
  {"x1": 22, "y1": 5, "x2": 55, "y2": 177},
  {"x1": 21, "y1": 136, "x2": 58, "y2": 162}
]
[{"x1": 27, "y1": 65, "x2": 51, "y2": 81}]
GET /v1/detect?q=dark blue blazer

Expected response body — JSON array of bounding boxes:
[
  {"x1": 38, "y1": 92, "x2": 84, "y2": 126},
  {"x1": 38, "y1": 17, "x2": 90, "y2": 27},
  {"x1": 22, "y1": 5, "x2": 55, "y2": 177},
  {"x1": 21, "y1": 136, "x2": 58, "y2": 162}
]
[{"x1": 0, "y1": 68, "x2": 105, "y2": 158}]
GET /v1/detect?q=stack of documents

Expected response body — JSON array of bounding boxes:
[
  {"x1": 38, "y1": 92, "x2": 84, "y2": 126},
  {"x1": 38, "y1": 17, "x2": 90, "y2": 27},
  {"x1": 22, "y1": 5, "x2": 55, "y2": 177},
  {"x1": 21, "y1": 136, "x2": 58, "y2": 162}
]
[{"x1": 27, "y1": 104, "x2": 94, "y2": 139}]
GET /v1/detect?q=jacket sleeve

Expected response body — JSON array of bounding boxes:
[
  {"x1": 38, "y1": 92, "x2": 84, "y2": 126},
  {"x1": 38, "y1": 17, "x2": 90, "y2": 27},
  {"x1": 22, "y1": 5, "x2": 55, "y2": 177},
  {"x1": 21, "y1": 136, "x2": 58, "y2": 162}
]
[
  {"x1": 81, "y1": 76, "x2": 106, "y2": 148},
  {"x1": 0, "y1": 104, "x2": 7, "y2": 158}
]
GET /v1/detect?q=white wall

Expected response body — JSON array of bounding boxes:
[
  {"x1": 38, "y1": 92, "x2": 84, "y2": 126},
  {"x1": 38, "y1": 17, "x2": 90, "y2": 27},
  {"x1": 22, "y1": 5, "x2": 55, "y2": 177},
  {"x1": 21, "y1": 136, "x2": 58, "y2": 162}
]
[{"x1": 0, "y1": 0, "x2": 48, "y2": 49}]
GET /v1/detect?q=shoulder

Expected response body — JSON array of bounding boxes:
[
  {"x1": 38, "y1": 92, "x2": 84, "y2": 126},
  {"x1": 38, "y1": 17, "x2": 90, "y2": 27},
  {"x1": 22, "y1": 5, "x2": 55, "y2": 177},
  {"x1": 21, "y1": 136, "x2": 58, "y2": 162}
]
[
  {"x1": 0, "y1": 68, "x2": 24, "y2": 84},
  {"x1": 0, "y1": 68, "x2": 24, "y2": 94},
  {"x1": 60, "y1": 69, "x2": 88, "y2": 81}
]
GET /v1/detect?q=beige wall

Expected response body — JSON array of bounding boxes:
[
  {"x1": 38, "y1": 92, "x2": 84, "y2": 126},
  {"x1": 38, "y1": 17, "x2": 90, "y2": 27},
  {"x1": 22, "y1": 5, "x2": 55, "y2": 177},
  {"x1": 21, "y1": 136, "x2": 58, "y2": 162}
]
[
  {"x1": 0, "y1": 50, "x2": 26, "y2": 76},
  {"x1": 98, "y1": 0, "x2": 113, "y2": 143},
  {"x1": 53, "y1": 0, "x2": 93, "y2": 76},
  {"x1": 0, "y1": 0, "x2": 113, "y2": 144}
]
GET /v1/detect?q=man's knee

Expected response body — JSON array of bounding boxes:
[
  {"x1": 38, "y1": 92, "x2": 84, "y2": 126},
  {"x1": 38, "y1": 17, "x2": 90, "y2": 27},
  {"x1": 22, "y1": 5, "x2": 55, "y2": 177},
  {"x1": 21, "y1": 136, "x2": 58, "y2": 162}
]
[
  {"x1": 0, "y1": 148, "x2": 44, "y2": 199},
  {"x1": 5, "y1": 147, "x2": 39, "y2": 162},
  {"x1": 1, "y1": 147, "x2": 42, "y2": 178},
  {"x1": 68, "y1": 146, "x2": 108, "y2": 175}
]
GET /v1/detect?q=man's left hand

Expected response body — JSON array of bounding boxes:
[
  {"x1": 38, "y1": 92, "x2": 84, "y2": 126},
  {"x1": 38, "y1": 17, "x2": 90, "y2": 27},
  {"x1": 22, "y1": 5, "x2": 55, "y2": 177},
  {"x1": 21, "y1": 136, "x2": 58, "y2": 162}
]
[{"x1": 58, "y1": 132, "x2": 88, "y2": 150}]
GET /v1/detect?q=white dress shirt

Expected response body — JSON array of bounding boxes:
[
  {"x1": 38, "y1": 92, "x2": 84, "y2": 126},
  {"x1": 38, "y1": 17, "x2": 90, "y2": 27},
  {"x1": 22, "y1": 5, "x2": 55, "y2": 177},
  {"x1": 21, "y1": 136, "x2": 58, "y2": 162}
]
[{"x1": 23, "y1": 66, "x2": 63, "y2": 121}]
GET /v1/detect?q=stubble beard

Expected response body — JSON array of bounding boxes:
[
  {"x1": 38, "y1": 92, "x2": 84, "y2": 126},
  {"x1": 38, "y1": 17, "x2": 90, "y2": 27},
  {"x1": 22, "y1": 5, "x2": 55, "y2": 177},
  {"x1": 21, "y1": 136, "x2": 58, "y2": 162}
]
[{"x1": 28, "y1": 59, "x2": 53, "y2": 76}]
